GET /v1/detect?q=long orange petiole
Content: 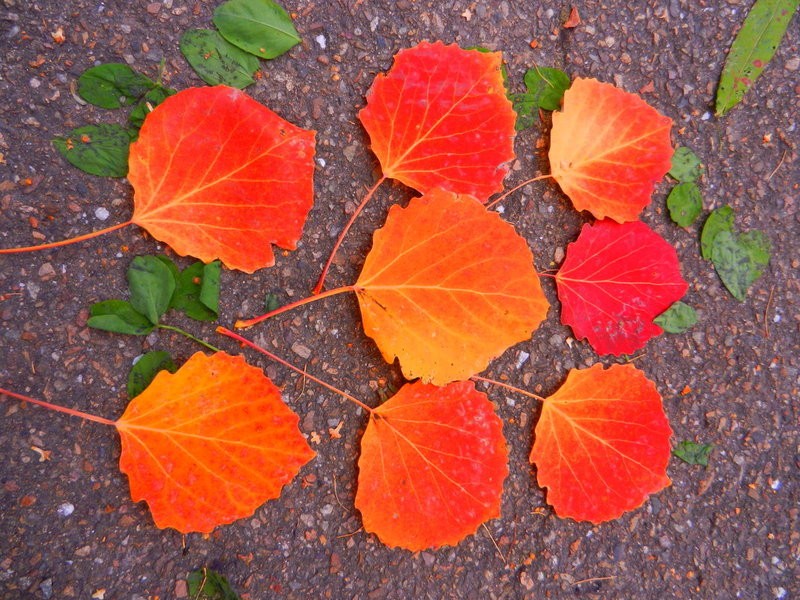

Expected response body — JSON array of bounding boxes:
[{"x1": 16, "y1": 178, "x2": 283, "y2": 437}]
[
  {"x1": 471, "y1": 375, "x2": 546, "y2": 403},
  {"x1": 235, "y1": 285, "x2": 356, "y2": 329},
  {"x1": 312, "y1": 175, "x2": 387, "y2": 295},
  {"x1": 216, "y1": 326, "x2": 374, "y2": 414},
  {"x1": 0, "y1": 220, "x2": 134, "y2": 254},
  {"x1": 485, "y1": 174, "x2": 553, "y2": 210},
  {"x1": 0, "y1": 387, "x2": 116, "y2": 425}
]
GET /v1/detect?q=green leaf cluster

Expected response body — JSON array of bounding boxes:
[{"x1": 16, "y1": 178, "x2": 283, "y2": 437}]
[
  {"x1": 54, "y1": 63, "x2": 175, "y2": 177},
  {"x1": 510, "y1": 66, "x2": 570, "y2": 130},
  {"x1": 666, "y1": 146, "x2": 704, "y2": 228},
  {"x1": 181, "y1": 0, "x2": 300, "y2": 89},
  {"x1": 701, "y1": 206, "x2": 771, "y2": 301}
]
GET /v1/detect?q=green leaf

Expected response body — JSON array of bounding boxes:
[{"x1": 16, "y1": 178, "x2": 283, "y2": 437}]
[
  {"x1": 654, "y1": 301, "x2": 698, "y2": 333},
  {"x1": 510, "y1": 92, "x2": 537, "y2": 131},
  {"x1": 523, "y1": 66, "x2": 570, "y2": 111},
  {"x1": 673, "y1": 440, "x2": 713, "y2": 466},
  {"x1": 129, "y1": 86, "x2": 176, "y2": 131},
  {"x1": 715, "y1": 0, "x2": 799, "y2": 116},
  {"x1": 711, "y1": 230, "x2": 771, "y2": 302},
  {"x1": 213, "y1": 0, "x2": 301, "y2": 59},
  {"x1": 200, "y1": 261, "x2": 221, "y2": 314},
  {"x1": 87, "y1": 300, "x2": 154, "y2": 336},
  {"x1": 127, "y1": 351, "x2": 177, "y2": 398},
  {"x1": 669, "y1": 147, "x2": 704, "y2": 182},
  {"x1": 127, "y1": 256, "x2": 177, "y2": 325},
  {"x1": 265, "y1": 292, "x2": 281, "y2": 313},
  {"x1": 53, "y1": 124, "x2": 133, "y2": 178},
  {"x1": 667, "y1": 182, "x2": 703, "y2": 227},
  {"x1": 171, "y1": 262, "x2": 218, "y2": 321},
  {"x1": 187, "y1": 568, "x2": 242, "y2": 600},
  {"x1": 180, "y1": 29, "x2": 260, "y2": 88},
  {"x1": 154, "y1": 255, "x2": 181, "y2": 283},
  {"x1": 700, "y1": 205, "x2": 735, "y2": 260},
  {"x1": 77, "y1": 63, "x2": 156, "y2": 109}
]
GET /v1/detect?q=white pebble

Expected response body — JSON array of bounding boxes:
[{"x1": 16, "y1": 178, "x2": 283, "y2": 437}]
[
  {"x1": 94, "y1": 207, "x2": 110, "y2": 221},
  {"x1": 57, "y1": 502, "x2": 75, "y2": 517},
  {"x1": 770, "y1": 479, "x2": 782, "y2": 491},
  {"x1": 701, "y1": 112, "x2": 711, "y2": 121},
  {"x1": 316, "y1": 157, "x2": 326, "y2": 168},
  {"x1": 314, "y1": 34, "x2": 327, "y2": 49},
  {"x1": 30, "y1": 78, "x2": 41, "y2": 88}
]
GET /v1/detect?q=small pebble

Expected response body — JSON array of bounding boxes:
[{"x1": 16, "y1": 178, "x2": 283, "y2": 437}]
[
  {"x1": 57, "y1": 502, "x2": 75, "y2": 517},
  {"x1": 314, "y1": 34, "x2": 327, "y2": 49},
  {"x1": 94, "y1": 207, "x2": 110, "y2": 221},
  {"x1": 785, "y1": 57, "x2": 799, "y2": 71}
]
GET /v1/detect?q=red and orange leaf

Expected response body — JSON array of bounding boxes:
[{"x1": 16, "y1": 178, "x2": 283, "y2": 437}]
[
  {"x1": 115, "y1": 351, "x2": 314, "y2": 533},
  {"x1": 356, "y1": 380, "x2": 508, "y2": 551},
  {"x1": 549, "y1": 78, "x2": 673, "y2": 222},
  {"x1": 355, "y1": 187, "x2": 549, "y2": 385},
  {"x1": 555, "y1": 220, "x2": 688, "y2": 355},
  {"x1": 358, "y1": 41, "x2": 516, "y2": 201},
  {"x1": 530, "y1": 363, "x2": 672, "y2": 523},
  {"x1": 128, "y1": 86, "x2": 316, "y2": 273}
]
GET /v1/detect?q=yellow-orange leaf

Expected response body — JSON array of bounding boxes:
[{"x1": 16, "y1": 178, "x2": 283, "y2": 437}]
[
  {"x1": 128, "y1": 86, "x2": 316, "y2": 273},
  {"x1": 358, "y1": 41, "x2": 516, "y2": 200},
  {"x1": 355, "y1": 187, "x2": 549, "y2": 385},
  {"x1": 530, "y1": 363, "x2": 672, "y2": 523},
  {"x1": 356, "y1": 380, "x2": 508, "y2": 551},
  {"x1": 116, "y1": 351, "x2": 314, "y2": 533},
  {"x1": 549, "y1": 78, "x2": 673, "y2": 222}
]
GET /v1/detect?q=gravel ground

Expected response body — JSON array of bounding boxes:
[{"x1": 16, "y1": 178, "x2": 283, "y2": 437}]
[{"x1": 1, "y1": 1, "x2": 798, "y2": 599}]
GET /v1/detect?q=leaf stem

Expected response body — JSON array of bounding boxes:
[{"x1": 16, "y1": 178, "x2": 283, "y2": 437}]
[
  {"x1": 216, "y1": 326, "x2": 374, "y2": 414},
  {"x1": 0, "y1": 387, "x2": 116, "y2": 426},
  {"x1": 471, "y1": 375, "x2": 546, "y2": 403},
  {"x1": 486, "y1": 174, "x2": 553, "y2": 210},
  {"x1": 0, "y1": 220, "x2": 134, "y2": 254},
  {"x1": 157, "y1": 324, "x2": 221, "y2": 353},
  {"x1": 235, "y1": 285, "x2": 356, "y2": 329},
  {"x1": 312, "y1": 175, "x2": 387, "y2": 294}
]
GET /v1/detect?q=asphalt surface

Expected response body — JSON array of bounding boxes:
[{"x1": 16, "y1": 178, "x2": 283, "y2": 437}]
[{"x1": 1, "y1": 1, "x2": 798, "y2": 598}]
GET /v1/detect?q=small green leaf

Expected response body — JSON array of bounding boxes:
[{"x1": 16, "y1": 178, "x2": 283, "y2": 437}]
[
  {"x1": 669, "y1": 147, "x2": 704, "y2": 182},
  {"x1": 88, "y1": 300, "x2": 154, "y2": 335},
  {"x1": 154, "y1": 255, "x2": 181, "y2": 283},
  {"x1": 522, "y1": 66, "x2": 570, "y2": 111},
  {"x1": 667, "y1": 182, "x2": 703, "y2": 227},
  {"x1": 77, "y1": 63, "x2": 156, "y2": 109},
  {"x1": 127, "y1": 351, "x2": 177, "y2": 398},
  {"x1": 265, "y1": 292, "x2": 281, "y2": 313},
  {"x1": 213, "y1": 0, "x2": 301, "y2": 59},
  {"x1": 711, "y1": 230, "x2": 771, "y2": 301},
  {"x1": 187, "y1": 568, "x2": 242, "y2": 600},
  {"x1": 510, "y1": 92, "x2": 537, "y2": 131},
  {"x1": 654, "y1": 301, "x2": 698, "y2": 333},
  {"x1": 129, "y1": 86, "x2": 176, "y2": 131},
  {"x1": 53, "y1": 124, "x2": 133, "y2": 177},
  {"x1": 128, "y1": 256, "x2": 177, "y2": 325},
  {"x1": 700, "y1": 205, "x2": 735, "y2": 259},
  {"x1": 171, "y1": 262, "x2": 217, "y2": 321},
  {"x1": 200, "y1": 261, "x2": 221, "y2": 314},
  {"x1": 673, "y1": 440, "x2": 713, "y2": 466},
  {"x1": 715, "y1": 0, "x2": 799, "y2": 116},
  {"x1": 180, "y1": 29, "x2": 260, "y2": 88}
]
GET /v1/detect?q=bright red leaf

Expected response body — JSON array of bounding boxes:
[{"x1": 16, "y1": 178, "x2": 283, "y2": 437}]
[
  {"x1": 128, "y1": 85, "x2": 316, "y2": 273},
  {"x1": 549, "y1": 77, "x2": 673, "y2": 222},
  {"x1": 358, "y1": 41, "x2": 516, "y2": 201},
  {"x1": 530, "y1": 363, "x2": 672, "y2": 523},
  {"x1": 116, "y1": 351, "x2": 315, "y2": 533},
  {"x1": 356, "y1": 380, "x2": 508, "y2": 551},
  {"x1": 555, "y1": 220, "x2": 688, "y2": 355},
  {"x1": 355, "y1": 187, "x2": 549, "y2": 385}
]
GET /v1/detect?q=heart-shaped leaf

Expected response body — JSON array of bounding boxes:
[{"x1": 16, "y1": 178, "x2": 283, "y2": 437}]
[{"x1": 711, "y1": 230, "x2": 771, "y2": 301}]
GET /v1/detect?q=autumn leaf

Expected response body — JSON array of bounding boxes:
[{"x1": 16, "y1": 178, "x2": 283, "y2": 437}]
[
  {"x1": 356, "y1": 380, "x2": 508, "y2": 551},
  {"x1": 355, "y1": 187, "x2": 549, "y2": 385},
  {"x1": 549, "y1": 78, "x2": 673, "y2": 222},
  {"x1": 530, "y1": 363, "x2": 672, "y2": 523},
  {"x1": 358, "y1": 41, "x2": 516, "y2": 201},
  {"x1": 127, "y1": 85, "x2": 316, "y2": 273},
  {"x1": 556, "y1": 220, "x2": 688, "y2": 355},
  {"x1": 116, "y1": 351, "x2": 314, "y2": 533}
]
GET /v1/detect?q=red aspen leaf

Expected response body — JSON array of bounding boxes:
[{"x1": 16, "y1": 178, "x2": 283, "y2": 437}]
[
  {"x1": 356, "y1": 380, "x2": 508, "y2": 551},
  {"x1": 355, "y1": 187, "x2": 549, "y2": 385},
  {"x1": 555, "y1": 220, "x2": 688, "y2": 356},
  {"x1": 128, "y1": 85, "x2": 316, "y2": 273},
  {"x1": 115, "y1": 351, "x2": 314, "y2": 533},
  {"x1": 530, "y1": 363, "x2": 672, "y2": 523},
  {"x1": 549, "y1": 78, "x2": 673, "y2": 222},
  {"x1": 358, "y1": 41, "x2": 516, "y2": 201}
]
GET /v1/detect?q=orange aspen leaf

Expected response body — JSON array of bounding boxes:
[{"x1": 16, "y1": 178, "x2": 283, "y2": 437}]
[
  {"x1": 356, "y1": 380, "x2": 508, "y2": 551},
  {"x1": 530, "y1": 363, "x2": 673, "y2": 523},
  {"x1": 549, "y1": 77, "x2": 673, "y2": 222},
  {"x1": 355, "y1": 187, "x2": 549, "y2": 385}
]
